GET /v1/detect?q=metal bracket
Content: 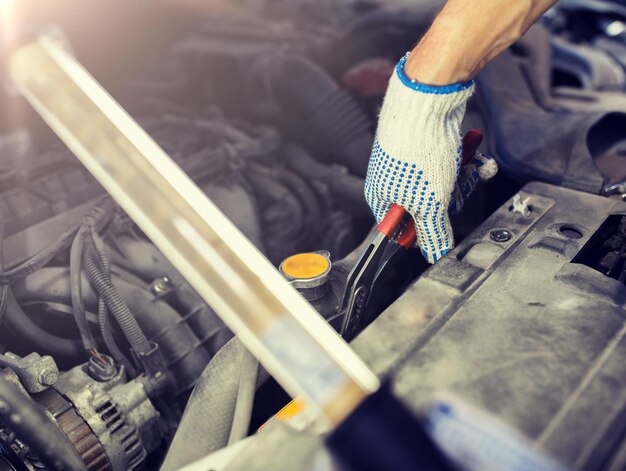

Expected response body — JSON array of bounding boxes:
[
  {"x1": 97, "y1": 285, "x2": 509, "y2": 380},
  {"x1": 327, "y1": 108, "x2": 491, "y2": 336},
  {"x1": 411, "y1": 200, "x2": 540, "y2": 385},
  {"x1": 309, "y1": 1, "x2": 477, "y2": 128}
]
[{"x1": 0, "y1": 352, "x2": 59, "y2": 393}]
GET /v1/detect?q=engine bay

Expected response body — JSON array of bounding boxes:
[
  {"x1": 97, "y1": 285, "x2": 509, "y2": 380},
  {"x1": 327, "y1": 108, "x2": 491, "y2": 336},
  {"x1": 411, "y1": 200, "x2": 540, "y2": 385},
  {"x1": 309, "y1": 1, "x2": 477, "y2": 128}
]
[{"x1": 0, "y1": 1, "x2": 625, "y2": 470}]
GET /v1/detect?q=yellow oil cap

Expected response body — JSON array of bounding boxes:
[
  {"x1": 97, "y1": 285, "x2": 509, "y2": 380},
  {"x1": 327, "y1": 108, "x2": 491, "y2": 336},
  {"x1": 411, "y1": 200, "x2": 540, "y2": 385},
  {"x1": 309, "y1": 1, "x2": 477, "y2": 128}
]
[
  {"x1": 281, "y1": 252, "x2": 329, "y2": 280},
  {"x1": 279, "y1": 250, "x2": 332, "y2": 301}
]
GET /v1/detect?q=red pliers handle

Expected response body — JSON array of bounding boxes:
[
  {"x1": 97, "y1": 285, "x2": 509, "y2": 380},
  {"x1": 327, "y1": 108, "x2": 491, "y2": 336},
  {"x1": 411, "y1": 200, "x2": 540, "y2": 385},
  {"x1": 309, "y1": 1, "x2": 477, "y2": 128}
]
[
  {"x1": 339, "y1": 204, "x2": 416, "y2": 340},
  {"x1": 376, "y1": 204, "x2": 418, "y2": 248},
  {"x1": 339, "y1": 129, "x2": 484, "y2": 339}
]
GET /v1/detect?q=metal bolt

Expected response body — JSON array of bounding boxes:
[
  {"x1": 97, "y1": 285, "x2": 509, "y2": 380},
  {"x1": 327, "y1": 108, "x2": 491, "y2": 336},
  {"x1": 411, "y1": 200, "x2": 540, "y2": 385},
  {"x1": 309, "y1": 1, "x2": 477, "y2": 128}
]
[
  {"x1": 490, "y1": 229, "x2": 512, "y2": 243},
  {"x1": 39, "y1": 368, "x2": 58, "y2": 386},
  {"x1": 603, "y1": 181, "x2": 626, "y2": 197},
  {"x1": 151, "y1": 276, "x2": 171, "y2": 296}
]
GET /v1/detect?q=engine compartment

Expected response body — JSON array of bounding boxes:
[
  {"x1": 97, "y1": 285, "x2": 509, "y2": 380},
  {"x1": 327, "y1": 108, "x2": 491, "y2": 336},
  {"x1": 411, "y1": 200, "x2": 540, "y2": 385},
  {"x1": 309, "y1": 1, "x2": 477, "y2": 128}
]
[{"x1": 0, "y1": 1, "x2": 625, "y2": 470}]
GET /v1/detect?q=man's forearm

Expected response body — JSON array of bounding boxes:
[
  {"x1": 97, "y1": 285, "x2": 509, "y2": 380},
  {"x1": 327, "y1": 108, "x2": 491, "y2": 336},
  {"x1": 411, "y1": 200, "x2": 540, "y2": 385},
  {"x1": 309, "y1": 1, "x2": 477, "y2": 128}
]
[{"x1": 404, "y1": 0, "x2": 557, "y2": 85}]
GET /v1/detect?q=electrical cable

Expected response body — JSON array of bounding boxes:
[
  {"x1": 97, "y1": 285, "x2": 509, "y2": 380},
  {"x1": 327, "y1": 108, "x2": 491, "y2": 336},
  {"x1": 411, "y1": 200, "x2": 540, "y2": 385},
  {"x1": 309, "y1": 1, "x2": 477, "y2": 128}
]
[
  {"x1": 84, "y1": 250, "x2": 152, "y2": 356},
  {"x1": 69, "y1": 225, "x2": 96, "y2": 351},
  {"x1": 88, "y1": 226, "x2": 136, "y2": 375}
]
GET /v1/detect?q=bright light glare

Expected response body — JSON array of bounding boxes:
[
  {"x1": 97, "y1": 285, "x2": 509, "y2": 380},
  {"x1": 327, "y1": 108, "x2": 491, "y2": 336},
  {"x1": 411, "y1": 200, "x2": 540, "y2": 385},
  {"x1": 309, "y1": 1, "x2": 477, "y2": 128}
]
[{"x1": 0, "y1": 0, "x2": 15, "y2": 16}]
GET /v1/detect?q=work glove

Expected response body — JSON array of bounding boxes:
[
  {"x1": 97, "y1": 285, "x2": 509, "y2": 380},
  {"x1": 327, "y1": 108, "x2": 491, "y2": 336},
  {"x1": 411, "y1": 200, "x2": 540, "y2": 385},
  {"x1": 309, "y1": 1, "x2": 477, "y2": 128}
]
[{"x1": 365, "y1": 53, "x2": 497, "y2": 264}]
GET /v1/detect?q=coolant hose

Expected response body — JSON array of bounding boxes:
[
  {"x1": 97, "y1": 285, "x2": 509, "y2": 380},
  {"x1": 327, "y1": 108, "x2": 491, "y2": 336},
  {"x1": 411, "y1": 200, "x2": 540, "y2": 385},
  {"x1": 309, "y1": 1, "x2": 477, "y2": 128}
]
[
  {"x1": 255, "y1": 54, "x2": 373, "y2": 177},
  {"x1": 227, "y1": 346, "x2": 259, "y2": 445},
  {"x1": 12, "y1": 268, "x2": 210, "y2": 394},
  {"x1": 4, "y1": 288, "x2": 84, "y2": 359},
  {"x1": 0, "y1": 375, "x2": 86, "y2": 471},
  {"x1": 160, "y1": 337, "x2": 258, "y2": 471}
]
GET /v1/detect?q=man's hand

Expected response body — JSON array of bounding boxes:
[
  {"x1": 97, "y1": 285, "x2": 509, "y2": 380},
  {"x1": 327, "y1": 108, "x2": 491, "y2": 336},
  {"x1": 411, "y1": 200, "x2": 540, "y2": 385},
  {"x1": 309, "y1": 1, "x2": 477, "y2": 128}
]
[
  {"x1": 365, "y1": 0, "x2": 558, "y2": 263},
  {"x1": 365, "y1": 54, "x2": 496, "y2": 264},
  {"x1": 405, "y1": 0, "x2": 559, "y2": 86}
]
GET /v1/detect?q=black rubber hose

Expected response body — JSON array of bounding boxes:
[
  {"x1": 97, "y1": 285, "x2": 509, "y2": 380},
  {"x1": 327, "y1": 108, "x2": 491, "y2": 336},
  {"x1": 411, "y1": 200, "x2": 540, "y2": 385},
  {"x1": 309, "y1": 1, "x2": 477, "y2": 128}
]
[
  {"x1": 70, "y1": 226, "x2": 96, "y2": 351},
  {"x1": 255, "y1": 54, "x2": 373, "y2": 177},
  {"x1": 84, "y1": 250, "x2": 152, "y2": 356},
  {"x1": 12, "y1": 268, "x2": 210, "y2": 394},
  {"x1": 0, "y1": 223, "x2": 81, "y2": 283},
  {"x1": 4, "y1": 288, "x2": 84, "y2": 359},
  {"x1": 0, "y1": 192, "x2": 90, "y2": 362},
  {"x1": 0, "y1": 375, "x2": 86, "y2": 471}
]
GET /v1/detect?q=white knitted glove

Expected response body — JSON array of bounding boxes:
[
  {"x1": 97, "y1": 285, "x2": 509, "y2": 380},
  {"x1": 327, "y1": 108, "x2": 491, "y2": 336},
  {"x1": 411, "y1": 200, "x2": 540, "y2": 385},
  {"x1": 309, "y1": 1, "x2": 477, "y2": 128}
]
[{"x1": 365, "y1": 54, "x2": 497, "y2": 264}]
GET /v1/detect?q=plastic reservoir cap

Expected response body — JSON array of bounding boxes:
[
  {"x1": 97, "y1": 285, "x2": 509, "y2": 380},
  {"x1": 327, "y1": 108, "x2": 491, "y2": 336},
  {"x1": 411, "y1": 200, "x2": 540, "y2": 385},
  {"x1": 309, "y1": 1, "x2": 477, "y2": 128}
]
[{"x1": 280, "y1": 252, "x2": 330, "y2": 280}]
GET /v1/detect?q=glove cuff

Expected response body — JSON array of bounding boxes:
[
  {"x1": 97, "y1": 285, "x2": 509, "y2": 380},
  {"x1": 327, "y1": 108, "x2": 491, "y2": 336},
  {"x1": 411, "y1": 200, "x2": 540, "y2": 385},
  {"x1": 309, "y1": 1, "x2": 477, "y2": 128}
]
[{"x1": 394, "y1": 53, "x2": 474, "y2": 95}]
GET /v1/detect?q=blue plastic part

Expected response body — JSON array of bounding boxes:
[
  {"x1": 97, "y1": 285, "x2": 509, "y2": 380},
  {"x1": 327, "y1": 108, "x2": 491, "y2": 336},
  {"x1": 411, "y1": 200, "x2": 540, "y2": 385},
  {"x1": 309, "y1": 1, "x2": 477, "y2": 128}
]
[{"x1": 396, "y1": 54, "x2": 474, "y2": 95}]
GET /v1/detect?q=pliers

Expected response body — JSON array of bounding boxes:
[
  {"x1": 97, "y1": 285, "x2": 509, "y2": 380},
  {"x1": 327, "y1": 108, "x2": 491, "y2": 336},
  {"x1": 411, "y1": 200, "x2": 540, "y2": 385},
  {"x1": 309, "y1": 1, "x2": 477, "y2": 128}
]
[
  {"x1": 339, "y1": 204, "x2": 417, "y2": 340},
  {"x1": 339, "y1": 129, "x2": 485, "y2": 340}
]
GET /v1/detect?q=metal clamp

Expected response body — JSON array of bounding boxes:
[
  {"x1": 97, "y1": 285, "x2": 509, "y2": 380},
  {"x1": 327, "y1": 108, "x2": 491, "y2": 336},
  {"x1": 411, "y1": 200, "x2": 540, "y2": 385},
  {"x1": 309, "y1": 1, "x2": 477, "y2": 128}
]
[{"x1": 0, "y1": 352, "x2": 59, "y2": 393}]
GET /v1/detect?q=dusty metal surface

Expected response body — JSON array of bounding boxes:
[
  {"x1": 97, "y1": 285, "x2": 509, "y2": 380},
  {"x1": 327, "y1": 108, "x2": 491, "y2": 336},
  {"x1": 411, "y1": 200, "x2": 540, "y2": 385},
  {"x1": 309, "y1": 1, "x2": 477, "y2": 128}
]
[
  {"x1": 216, "y1": 182, "x2": 626, "y2": 471},
  {"x1": 353, "y1": 181, "x2": 626, "y2": 470},
  {"x1": 49, "y1": 366, "x2": 160, "y2": 471}
]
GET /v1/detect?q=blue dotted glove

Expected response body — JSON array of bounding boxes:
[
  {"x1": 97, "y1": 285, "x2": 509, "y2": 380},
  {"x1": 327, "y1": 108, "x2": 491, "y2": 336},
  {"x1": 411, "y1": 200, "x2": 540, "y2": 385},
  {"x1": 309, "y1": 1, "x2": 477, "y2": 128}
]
[{"x1": 365, "y1": 54, "x2": 497, "y2": 263}]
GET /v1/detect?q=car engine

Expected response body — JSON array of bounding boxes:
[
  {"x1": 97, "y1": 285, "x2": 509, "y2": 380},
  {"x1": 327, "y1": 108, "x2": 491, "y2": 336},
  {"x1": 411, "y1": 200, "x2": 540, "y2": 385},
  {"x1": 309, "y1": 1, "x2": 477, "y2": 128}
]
[{"x1": 0, "y1": 1, "x2": 625, "y2": 470}]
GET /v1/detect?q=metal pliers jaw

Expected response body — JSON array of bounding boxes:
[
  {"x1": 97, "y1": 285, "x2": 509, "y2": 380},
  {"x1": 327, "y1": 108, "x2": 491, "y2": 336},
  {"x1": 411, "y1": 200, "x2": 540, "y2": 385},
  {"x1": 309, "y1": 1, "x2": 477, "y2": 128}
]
[{"x1": 339, "y1": 204, "x2": 416, "y2": 340}]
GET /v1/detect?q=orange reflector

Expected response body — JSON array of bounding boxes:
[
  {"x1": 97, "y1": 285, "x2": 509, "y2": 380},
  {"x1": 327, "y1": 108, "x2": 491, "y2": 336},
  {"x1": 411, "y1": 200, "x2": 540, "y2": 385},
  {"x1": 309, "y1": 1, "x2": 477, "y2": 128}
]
[
  {"x1": 260, "y1": 398, "x2": 306, "y2": 430},
  {"x1": 280, "y1": 253, "x2": 329, "y2": 280}
]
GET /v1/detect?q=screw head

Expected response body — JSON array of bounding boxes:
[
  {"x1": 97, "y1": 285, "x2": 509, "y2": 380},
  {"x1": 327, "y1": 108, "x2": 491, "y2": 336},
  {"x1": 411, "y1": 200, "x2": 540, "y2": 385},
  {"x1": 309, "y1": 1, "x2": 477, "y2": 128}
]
[{"x1": 490, "y1": 229, "x2": 512, "y2": 243}]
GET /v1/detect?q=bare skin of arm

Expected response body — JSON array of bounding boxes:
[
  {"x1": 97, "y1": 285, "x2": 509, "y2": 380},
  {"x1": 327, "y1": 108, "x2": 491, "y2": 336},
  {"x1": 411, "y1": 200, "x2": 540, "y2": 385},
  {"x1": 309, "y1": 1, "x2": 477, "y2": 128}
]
[{"x1": 405, "y1": 0, "x2": 558, "y2": 85}]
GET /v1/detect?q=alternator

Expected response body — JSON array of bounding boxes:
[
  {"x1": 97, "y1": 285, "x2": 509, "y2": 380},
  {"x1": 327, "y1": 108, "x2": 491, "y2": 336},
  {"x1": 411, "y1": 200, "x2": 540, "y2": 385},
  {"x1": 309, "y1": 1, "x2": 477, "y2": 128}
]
[
  {"x1": 0, "y1": 362, "x2": 163, "y2": 471},
  {"x1": 37, "y1": 364, "x2": 163, "y2": 471}
]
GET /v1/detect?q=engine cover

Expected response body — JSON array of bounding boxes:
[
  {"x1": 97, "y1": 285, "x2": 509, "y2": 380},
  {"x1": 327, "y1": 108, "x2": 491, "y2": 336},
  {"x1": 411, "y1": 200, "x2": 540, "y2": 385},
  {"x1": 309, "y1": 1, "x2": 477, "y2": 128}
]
[
  {"x1": 212, "y1": 182, "x2": 626, "y2": 471},
  {"x1": 353, "y1": 181, "x2": 626, "y2": 470}
]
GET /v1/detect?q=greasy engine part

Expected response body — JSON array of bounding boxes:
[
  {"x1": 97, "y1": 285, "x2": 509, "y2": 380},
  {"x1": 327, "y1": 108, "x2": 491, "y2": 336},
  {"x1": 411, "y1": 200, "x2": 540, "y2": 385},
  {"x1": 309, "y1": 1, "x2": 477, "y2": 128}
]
[
  {"x1": 0, "y1": 351, "x2": 58, "y2": 394},
  {"x1": 550, "y1": 35, "x2": 626, "y2": 91},
  {"x1": 0, "y1": 370, "x2": 85, "y2": 471},
  {"x1": 0, "y1": 2, "x2": 625, "y2": 470},
  {"x1": 477, "y1": 43, "x2": 625, "y2": 193},
  {"x1": 0, "y1": 362, "x2": 162, "y2": 471},
  {"x1": 35, "y1": 388, "x2": 110, "y2": 471},
  {"x1": 0, "y1": 26, "x2": 386, "y2": 470},
  {"x1": 351, "y1": 182, "x2": 626, "y2": 471},
  {"x1": 0, "y1": 104, "x2": 368, "y2": 267},
  {"x1": 212, "y1": 182, "x2": 626, "y2": 471},
  {"x1": 10, "y1": 30, "x2": 379, "y2": 425},
  {"x1": 37, "y1": 365, "x2": 162, "y2": 471},
  {"x1": 12, "y1": 267, "x2": 209, "y2": 396}
]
